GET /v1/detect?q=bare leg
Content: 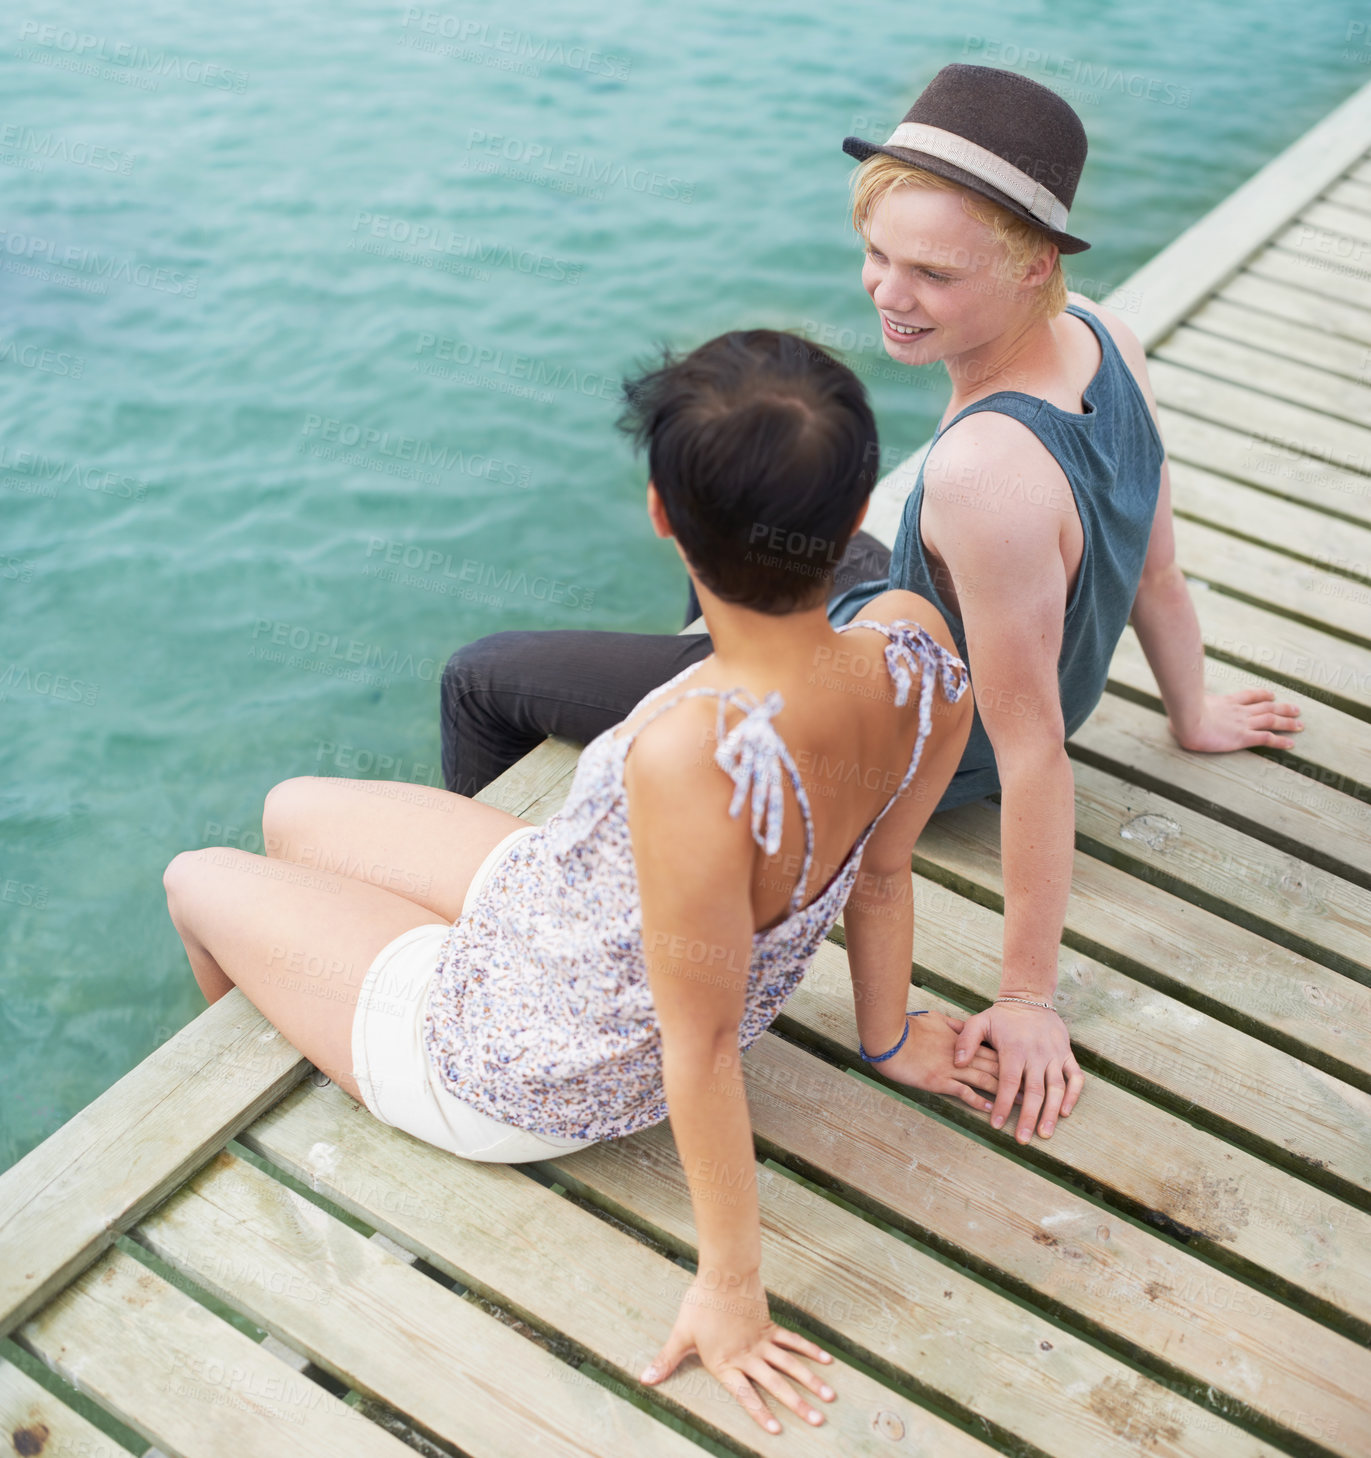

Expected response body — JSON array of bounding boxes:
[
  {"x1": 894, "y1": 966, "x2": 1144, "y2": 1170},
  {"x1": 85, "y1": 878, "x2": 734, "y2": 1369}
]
[
  {"x1": 163, "y1": 846, "x2": 447, "y2": 1102},
  {"x1": 260, "y1": 776, "x2": 528, "y2": 923}
]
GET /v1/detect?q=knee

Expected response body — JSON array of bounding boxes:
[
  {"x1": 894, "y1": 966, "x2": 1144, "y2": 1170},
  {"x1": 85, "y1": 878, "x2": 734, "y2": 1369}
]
[
  {"x1": 262, "y1": 775, "x2": 322, "y2": 853},
  {"x1": 442, "y1": 632, "x2": 525, "y2": 706},
  {"x1": 163, "y1": 847, "x2": 212, "y2": 913}
]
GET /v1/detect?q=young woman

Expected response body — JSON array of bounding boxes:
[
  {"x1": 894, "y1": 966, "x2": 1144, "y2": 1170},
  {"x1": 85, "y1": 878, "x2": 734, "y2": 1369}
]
[{"x1": 164, "y1": 329, "x2": 987, "y2": 1436}]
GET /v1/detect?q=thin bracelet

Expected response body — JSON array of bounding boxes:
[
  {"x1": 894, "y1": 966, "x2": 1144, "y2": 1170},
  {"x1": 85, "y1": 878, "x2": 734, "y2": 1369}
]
[
  {"x1": 858, "y1": 1010, "x2": 929, "y2": 1063},
  {"x1": 994, "y1": 995, "x2": 1056, "y2": 1011}
]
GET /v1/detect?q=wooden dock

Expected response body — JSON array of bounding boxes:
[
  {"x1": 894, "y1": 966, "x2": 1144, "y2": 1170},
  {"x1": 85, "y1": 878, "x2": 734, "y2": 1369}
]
[{"x1": 5, "y1": 80, "x2": 1371, "y2": 1458}]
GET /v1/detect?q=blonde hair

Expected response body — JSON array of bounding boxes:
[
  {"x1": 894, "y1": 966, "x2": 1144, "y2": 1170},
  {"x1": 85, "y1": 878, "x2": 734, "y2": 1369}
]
[{"x1": 850, "y1": 153, "x2": 1067, "y2": 320}]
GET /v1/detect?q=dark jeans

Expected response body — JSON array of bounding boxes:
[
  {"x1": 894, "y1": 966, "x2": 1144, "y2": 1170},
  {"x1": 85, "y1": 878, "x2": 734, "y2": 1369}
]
[{"x1": 440, "y1": 530, "x2": 892, "y2": 796}]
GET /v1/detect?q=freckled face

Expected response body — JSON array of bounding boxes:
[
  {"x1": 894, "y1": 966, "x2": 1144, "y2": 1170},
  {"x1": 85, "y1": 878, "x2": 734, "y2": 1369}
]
[{"x1": 861, "y1": 186, "x2": 1016, "y2": 364}]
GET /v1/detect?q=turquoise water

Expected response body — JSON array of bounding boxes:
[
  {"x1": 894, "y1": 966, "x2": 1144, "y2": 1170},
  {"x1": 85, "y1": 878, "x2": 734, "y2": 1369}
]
[{"x1": 1, "y1": 0, "x2": 1366, "y2": 1170}]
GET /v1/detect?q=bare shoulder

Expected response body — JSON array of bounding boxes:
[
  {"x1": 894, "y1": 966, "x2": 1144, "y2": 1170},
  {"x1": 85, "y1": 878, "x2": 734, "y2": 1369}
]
[
  {"x1": 923, "y1": 408, "x2": 1069, "y2": 541},
  {"x1": 852, "y1": 588, "x2": 959, "y2": 661},
  {"x1": 623, "y1": 693, "x2": 724, "y2": 801},
  {"x1": 1065, "y1": 290, "x2": 1141, "y2": 353},
  {"x1": 621, "y1": 694, "x2": 753, "y2": 852},
  {"x1": 1065, "y1": 290, "x2": 1157, "y2": 405}
]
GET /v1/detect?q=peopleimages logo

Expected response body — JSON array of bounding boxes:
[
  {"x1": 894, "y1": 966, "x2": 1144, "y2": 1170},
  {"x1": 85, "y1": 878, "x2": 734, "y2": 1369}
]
[
  {"x1": 0, "y1": 229, "x2": 197, "y2": 295},
  {"x1": 16, "y1": 22, "x2": 250, "y2": 92},
  {"x1": 399, "y1": 8, "x2": 631, "y2": 79},
  {"x1": 349, "y1": 213, "x2": 584, "y2": 283},
  {"x1": 463, "y1": 129, "x2": 696, "y2": 203},
  {"x1": 0, "y1": 120, "x2": 136, "y2": 174}
]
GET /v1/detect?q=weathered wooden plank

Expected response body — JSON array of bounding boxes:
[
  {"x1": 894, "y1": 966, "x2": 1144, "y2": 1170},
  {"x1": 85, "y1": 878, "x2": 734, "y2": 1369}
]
[
  {"x1": 1170, "y1": 460, "x2": 1371, "y2": 577},
  {"x1": 0, "y1": 989, "x2": 307, "y2": 1343},
  {"x1": 516, "y1": 740, "x2": 595, "y2": 825},
  {"x1": 1220, "y1": 266, "x2": 1371, "y2": 345},
  {"x1": 1299, "y1": 198, "x2": 1371, "y2": 247},
  {"x1": 133, "y1": 1149, "x2": 704, "y2": 1458},
  {"x1": 240, "y1": 1080, "x2": 999, "y2": 1457},
  {"x1": 1069, "y1": 757, "x2": 1371, "y2": 980},
  {"x1": 1159, "y1": 407, "x2": 1371, "y2": 524},
  {"x1": 885, "y1": 869, "x2": 1371, "y2": 1201},
  {"x1": 1257, "y1": 235, "x2": 1371, "y2": 314},
  {"x1": 14, "y1": 1247, "x2": 406, "y2": 1458},
  {"x1": 728, "y1": 1033, "x2": 1365, "y2": 1456},
  {"x1": 1156, "y1": 326, "x2": 1371, "y2": 428},
  {"x1": 1150, "y1": 358, "x2": 1371, "y2": 479},
  {"x1": 1181, "y1": 580, "x2": 1371, "y2": 718},
  {"x1": 1107, "y1": 626, "x2": 1371, "y2": 804},
  {"x1": 1184, "y1": 295, "x2": 1371, "y2": 381},
  {"x1": 1275, "y1": 219, "x2": 1371, "y2": 291},
  {"x1": 916, "y1": 798, "x2": 1371, "y2": 1088},
  {"x1": 1070, "y1": 692, "x2": 1371, "y2": 881},
  {"x1": 0, "y1": 1356, "x2": 136, "y2": 1458},
  {"x1": 785, "y1": 940, "x2": 1371, "y2": 1335},
  {"x1": 478, "y1": 734, "x2": 583, "y2": 821},
  {"x1": 1325, "y1": 176, "x2": 1371, "y2": 215},
  {"x1": 1172, "y1": 515, "x2": 1371, "y2": 646},
  {"x1": 477, "y1": 737, "x2": 582, "y2": 821},
  {"x1": 548, "y1": 1125, "x2": 1288, "y2": 1458},
  {"x1": 1108, "y1": 79, "x2": 1371, "y2": 348}
]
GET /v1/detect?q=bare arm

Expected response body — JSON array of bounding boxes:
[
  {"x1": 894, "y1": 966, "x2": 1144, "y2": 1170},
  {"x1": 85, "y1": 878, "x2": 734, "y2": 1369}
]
[
  {"x1": 1129, "y1": 458, "x2": 1302, "y2": 749},
  {"x1": 1075, "y1": 295, "x2": 1302, "y2": 751},
  {"x1": 839, "y1": 592, "x2": 997, "y2": 1109},
  {"x1": 625, "y1": 709, "x2": 834, "y2": 1433},
  {"x1": 920, "y1": 418, "x2": 1084, "y2": 1142}
]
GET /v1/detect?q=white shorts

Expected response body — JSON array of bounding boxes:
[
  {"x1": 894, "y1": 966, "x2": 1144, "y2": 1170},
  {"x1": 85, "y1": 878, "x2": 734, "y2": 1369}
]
[{"x1": 349, "y1": 823, "x2": 597, "y2": 1163}]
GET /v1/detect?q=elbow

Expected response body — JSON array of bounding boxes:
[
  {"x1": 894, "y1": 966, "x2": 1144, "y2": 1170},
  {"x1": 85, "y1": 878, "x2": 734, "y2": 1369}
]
[
  {"x1": 993, "y1": 725, "x2": 1070, "y2": 785},
  {"x1": 661, "y1": 1022, "x2": 742, "y2": 1076},
  {"x1": 848, "y1": 858, "x2": 911, "y2": 912},
  {"x1": 1134, "y1": 559, "x2": 1185, "y2": 606}
]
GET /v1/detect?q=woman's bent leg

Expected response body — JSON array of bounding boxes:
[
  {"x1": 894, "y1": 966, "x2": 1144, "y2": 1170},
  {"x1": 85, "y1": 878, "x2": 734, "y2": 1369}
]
[
  {"x1": 163, "y1": 847, "x2": 444, "y2": 1102},
  {"x1": 261, "y1": 776, "x2": 528, "y2": 924}
]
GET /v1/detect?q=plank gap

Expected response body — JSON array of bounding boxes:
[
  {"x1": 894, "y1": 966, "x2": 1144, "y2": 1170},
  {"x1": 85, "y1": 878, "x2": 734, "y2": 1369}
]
[
  {"x1": 1165, "y1": 439, "x2": 1371, "y2": 531},
  {"x1": 0, "y1": 1336, "x2": 147, "y2": 1457},
  {"x1": 772, "y1": 1006, "x2": 1371, "y2": 1350},
  {"x1": 1069, "y1": 818, "x2": 1368, "y2": 982},
  {"x1": 347, "y1": 1392, "x2": 474, "y2": 1458},
  {"x1": 895, "y1": 946, "x2": 1371, "y2": 1217},
  {"x1": 551, "y1": 1150, "x2": 1047, "y2": 1458},
  {"x1": 1171, "y1": 503, "x2": 1371, "y2": 586},
  {"x1": 1065, "y1": 742, "x2": 1371, "y2": 896},
  {"x1": 1181, "y1": 571, "x2": 1371, "y2": 656},
  {"x1": 750, "y1": 1137, "x2": 1330, "y2": 1458},
  {"x1": 905, "y1": 853, "x2": 1371, "y2": 1094},
  {"x1": 1101, "y1": 676, "x2": 1371, "y2": 812},
  {"x1": 1153, "y1": 346, "x2": 1371, "y2": 442}
]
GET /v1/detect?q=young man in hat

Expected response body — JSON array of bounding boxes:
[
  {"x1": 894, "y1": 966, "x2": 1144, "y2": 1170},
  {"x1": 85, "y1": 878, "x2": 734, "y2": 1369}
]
[{"x1": 439, "y1": 64, "x2": 1303, "y2": 1144}]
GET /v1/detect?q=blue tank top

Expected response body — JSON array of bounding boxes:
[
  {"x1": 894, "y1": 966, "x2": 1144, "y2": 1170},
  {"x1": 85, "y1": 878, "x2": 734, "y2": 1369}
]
[{"x1": 827, "y1": 302, "x2": 1166, "y2": 810}]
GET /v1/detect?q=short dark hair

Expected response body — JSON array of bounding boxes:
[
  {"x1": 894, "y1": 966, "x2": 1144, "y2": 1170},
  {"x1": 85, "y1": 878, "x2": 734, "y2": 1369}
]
[{"x1": 616, "y1": 329, "x2": 879, "y2": 614}]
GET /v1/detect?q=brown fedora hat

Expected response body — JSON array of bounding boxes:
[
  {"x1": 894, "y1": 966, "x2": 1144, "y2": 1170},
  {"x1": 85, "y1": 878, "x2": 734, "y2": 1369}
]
[{"x1": 844, "y1": 63, "x2": 1090, "y2": 254}]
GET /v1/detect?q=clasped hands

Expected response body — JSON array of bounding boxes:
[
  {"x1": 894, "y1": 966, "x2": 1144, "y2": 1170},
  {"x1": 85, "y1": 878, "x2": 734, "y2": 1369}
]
[{"x1": 877, "y1": 1002, "x2": 1084, "y2": 1143}]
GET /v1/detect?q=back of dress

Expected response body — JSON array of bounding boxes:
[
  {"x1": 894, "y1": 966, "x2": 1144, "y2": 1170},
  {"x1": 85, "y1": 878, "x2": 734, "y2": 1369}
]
[{"x1": 422, "y1": 620, "x2": 968, "y2": 1142}]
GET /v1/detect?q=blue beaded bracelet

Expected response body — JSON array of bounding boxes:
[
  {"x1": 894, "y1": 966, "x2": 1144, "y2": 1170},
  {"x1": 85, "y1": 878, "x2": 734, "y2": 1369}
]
[{"x1": 858, "y1": 1010, "x2": 929, "y2": 1063}]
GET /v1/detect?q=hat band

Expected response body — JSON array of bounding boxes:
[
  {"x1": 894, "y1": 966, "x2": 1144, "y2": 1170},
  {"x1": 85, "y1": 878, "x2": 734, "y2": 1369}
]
[{"x1": 883, "y1": 122, "x2": 1070, "y2": 233}]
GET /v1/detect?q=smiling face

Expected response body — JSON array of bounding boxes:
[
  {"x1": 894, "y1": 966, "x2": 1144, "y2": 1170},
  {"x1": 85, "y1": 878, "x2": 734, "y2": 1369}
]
[{"x1": 860, "y1": 183, "x2": 1048, "y2": 368}]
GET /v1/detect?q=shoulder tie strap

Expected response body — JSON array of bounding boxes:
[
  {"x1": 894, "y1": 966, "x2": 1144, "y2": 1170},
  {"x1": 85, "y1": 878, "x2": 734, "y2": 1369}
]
[
  {"x1": 844, "y1": 619, "x2": 969, "y2": 710},
  {"x1": 713, "y1": 691, "x2": 816, "y2": 912},
  {"x1": 839, "y1": 619, "x2": 970, "y2": 841}
]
